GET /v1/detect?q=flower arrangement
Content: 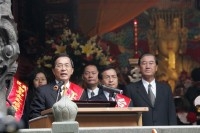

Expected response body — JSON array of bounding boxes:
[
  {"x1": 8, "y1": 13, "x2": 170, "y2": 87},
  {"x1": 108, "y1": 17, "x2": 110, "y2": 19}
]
[{"x1": 36, "y1": 28, "x2": 114, "y2": 82}]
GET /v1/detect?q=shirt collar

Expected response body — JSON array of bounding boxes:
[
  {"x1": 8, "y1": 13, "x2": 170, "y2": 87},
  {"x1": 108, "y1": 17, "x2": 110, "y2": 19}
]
[
  {"x1": 142, "y1": 78, "x2": 155, "y2": 88},
  {"x1": 142, "y1": 78, "x2": 156, "y2": 95},
  {"x1": 87, "y1": 87, "x2": 99, "y2": 96},
  {"x1": 55, "y1": 80, "x2": 70, "y2": 89}
]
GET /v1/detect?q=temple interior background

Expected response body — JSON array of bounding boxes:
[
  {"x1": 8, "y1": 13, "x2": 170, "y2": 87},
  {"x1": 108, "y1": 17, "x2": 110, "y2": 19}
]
[{"x1": 11, "y1": 0, "x2": 200, "y2": 95}]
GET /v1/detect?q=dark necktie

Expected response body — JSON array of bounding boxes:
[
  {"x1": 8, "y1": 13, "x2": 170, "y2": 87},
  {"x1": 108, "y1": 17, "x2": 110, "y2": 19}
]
[
  {"x1": 109, "y1": 93, "x2": 113, "y2": 101},
  {"x1": 148, "y1": 84, "x2": 155, "y2": 106},
  {"x1": 91, "y1": 91, "x2": 95, "y2": 98}
]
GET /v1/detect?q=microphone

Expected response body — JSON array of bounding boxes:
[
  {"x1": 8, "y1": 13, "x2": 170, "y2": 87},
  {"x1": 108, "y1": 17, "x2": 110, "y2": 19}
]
[
  {"x1": 54, "y1": 81, "x2": 64, "y2": 91},
  {"x1": 98, "y1": 84, "x2": 123, "y2": 94},
  {"x1": 54, "y1": 81, "x2": 64, "y2": 102}
]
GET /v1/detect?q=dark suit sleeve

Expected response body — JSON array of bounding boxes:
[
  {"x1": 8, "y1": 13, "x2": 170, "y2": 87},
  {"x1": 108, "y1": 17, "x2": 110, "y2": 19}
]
[
  {"x1": 80, "y1": 90, "x2": 88, "y2": 101},
  {"x1": 123, "y1": 84, "x2": 134, "y2": 107},
  {"x1": 29, "y1": 82, "x2": 58, "y2": 119},
  {"x1": 167, "y1": 84, "x2": 178, "y2": 125},
  {"x1": 29, "y1": 88, "x2": 46, "y2": 119}
]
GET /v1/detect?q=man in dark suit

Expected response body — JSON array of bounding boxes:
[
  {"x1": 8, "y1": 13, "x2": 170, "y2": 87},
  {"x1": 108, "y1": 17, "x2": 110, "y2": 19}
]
[
  {"x1": 29, "y1": 53, "x2": 83, "y2": 119},
  {"x1": 124, "y1": 53, "x2": 177, "y2": 126},
  {"x1": 80, "y1": 63, "x2": 107, "y2": 101}
]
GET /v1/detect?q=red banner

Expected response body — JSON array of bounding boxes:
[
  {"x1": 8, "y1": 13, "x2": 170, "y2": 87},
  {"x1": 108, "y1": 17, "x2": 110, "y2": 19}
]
[
  {"x1": 6, "y1": 77, "x2": 28, "y2": 121},
  {"x1": 65, "y1": 82, "x2": 84, "y2": 100},
  {"x1": 115, "y1": 94, "x2": 131, "y2": 108}
]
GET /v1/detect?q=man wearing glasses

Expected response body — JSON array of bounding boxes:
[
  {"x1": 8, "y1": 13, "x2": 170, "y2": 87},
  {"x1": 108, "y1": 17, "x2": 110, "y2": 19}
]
[{"x1": 29, "y1": 53, "x2": 83, "y2": 119}]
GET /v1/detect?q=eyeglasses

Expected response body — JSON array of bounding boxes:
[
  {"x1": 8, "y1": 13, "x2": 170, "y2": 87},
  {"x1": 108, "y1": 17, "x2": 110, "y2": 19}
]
[{"x1": 55, "y1": 63, "x2": 72, "y2": 69}]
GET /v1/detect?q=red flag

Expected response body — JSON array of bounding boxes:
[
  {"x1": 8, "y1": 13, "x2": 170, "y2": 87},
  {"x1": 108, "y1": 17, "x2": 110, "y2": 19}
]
[
  {"x1": 6, "y1": 77, "x2": 28, "y2": 121},
  {"x1": 115, "y1": 94, "x2": 131, "y2": 108}
]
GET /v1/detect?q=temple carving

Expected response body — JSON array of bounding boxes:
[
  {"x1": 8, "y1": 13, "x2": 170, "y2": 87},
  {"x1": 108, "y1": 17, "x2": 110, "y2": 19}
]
[{"x1": 147, "y1": 10, "x2": 200, "y2": 92}]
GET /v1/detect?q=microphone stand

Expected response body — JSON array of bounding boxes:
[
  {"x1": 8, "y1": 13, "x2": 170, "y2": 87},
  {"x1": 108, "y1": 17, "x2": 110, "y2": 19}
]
[
  {"x1": 98, "y1": 84, "x2": 123, "y2": 94},
  {"x1": 55, "y1": 81, "x2": 64, "y2": 102},
  {"x1": 113, "y1": 92, "x2": 117, "y2": 101},
  {"x1": 56, "y1": 87, "x2": 62, "y2": 102}
]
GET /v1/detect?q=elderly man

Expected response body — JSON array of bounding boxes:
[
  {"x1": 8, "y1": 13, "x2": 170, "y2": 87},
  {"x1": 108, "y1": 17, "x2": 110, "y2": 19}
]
[
  {"x1": 124, "y1": 53, "x2": 177, "y2": 126},
  {"x1": 29, "y1": 53, "x2": 84, "y2": 119}
]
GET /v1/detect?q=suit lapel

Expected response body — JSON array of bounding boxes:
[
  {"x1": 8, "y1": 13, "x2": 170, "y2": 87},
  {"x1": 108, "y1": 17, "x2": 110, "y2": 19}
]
[
  {"x1": 136, "y1": 81, "x2": 153, "y2": 107},
  {"x1": 154, "y1": 81, "x2": 162, "y2": 107},
  {"x1": 50, "y1": 82, "x2": 60, "y2": 102},
  {"x1": 80, "y1": 89, "x2": 89, "y2": 100}
]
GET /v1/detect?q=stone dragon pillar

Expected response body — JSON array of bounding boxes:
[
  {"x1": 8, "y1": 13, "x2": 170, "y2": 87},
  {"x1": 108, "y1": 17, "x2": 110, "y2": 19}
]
[{"x1": 0, "y1": 0, "x2": 20, "y2": 117}]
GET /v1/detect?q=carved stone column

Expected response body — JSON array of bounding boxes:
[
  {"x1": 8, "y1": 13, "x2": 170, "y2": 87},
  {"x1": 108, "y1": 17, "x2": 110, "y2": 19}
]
[{"x1": 0, "y1": 0, "x2": 20, "y2": 116}]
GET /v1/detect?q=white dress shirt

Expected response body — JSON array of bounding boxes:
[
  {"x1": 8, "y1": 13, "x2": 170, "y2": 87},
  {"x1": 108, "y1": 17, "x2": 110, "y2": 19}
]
[
  {"x1": 87, "y1": 87, "x2": 99, "y2": 99},
  {"x1": 142, "y1": 78, "x2": 156, "y2": 97}
]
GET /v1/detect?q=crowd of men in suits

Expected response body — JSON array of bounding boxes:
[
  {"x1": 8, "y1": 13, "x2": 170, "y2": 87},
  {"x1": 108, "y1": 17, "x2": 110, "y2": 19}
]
[{"x1": 23, "y1": 53, "x2": 177, "y2": 127}]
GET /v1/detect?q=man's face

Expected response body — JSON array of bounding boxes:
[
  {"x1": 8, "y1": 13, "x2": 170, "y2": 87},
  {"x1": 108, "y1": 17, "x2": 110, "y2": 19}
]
[
  {"x1": 52, "y1": 57, "x2": 74, "y2": 82},
  {"x1": 101, "y1": 69, "x2": 118, "y2": 88},
  {"x1": 139, "y1": 55, "x2": 157, "y2": 79},
  {"x1": 82, "y1": 65, "x2": 99, "y2": 88}
]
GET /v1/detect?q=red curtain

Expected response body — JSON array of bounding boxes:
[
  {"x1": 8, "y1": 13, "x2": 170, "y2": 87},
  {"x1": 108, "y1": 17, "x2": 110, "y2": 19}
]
[{"x1": 77, "y1": 0, "x2": 159, "y2": 36}]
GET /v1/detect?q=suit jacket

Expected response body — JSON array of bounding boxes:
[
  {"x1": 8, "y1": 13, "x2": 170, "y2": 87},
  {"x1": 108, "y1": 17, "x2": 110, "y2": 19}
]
[
  {"x1": 29, "y1": 81, "x2": 57, "y2": 119},
  {"x1": 21, "y1": 86, "x2": 37, "y2": 128},
  {"x1": 29, "y1": 81, "x2": 83, "y2": 119},
  {"x1": 80, "y1": 88, "x2": 108, "y2": 101},
  {"x1": 124, "y1": 80, "x2": 177, "y2": 126}
]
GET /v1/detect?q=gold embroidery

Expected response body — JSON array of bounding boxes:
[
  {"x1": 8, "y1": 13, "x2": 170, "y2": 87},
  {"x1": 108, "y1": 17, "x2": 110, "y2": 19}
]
[{"x1": 12, "y1": 80, "x2": 27, "y2": 111}]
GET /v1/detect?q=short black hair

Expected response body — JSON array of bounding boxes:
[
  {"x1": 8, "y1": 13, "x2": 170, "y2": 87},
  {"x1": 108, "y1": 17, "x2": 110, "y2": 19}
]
[
  {"x1": 138, "y1": 53, "x2": 158, "y2": 65},
  {"x1": 82, "y1": 62, "x2": 99, "y2": 74},
  {"x1": 98, "y1": 65, "x2": 117, "y2": 80},
  {"x1": 28, "y1": 67, "x2": 49, "y2": 86},
  {"x1": 51, "y1": 53, "x2": 74, "y2": 68}
]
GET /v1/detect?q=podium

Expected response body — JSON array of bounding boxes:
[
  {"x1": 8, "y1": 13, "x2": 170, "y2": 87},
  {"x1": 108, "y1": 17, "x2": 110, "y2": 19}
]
[{"x1": 29, "y1": 107, "x2": 148, "y2": 128}]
